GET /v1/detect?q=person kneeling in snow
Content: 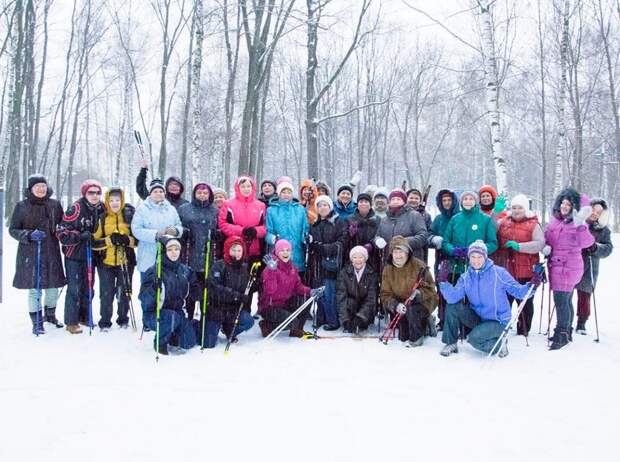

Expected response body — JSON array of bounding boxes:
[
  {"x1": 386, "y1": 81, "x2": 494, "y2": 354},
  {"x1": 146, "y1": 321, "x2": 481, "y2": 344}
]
[
  {"x1": 438, "y1": 240, "x2": 541, "y2": 358},
  {"x1": 139, "y1": 237, "x2": 197, "y2": 355},
  {"x1": 203, "y1": 236, "x2": 255, "y2": 348},
  {"x1": 258, "y1": 240, "x2": 322, "y2": 338}
]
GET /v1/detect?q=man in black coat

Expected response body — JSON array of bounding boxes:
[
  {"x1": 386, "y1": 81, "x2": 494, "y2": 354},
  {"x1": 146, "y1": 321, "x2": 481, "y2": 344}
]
[
  {"x1": 57, "y1": 179, "x2": 105, "y2": 334},
  {"x1": 9, "y1": 174, "x2": 66, "y2": 334}
]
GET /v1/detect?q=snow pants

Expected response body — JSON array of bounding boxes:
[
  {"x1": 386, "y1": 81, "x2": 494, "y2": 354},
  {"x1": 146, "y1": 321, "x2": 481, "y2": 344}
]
[
  {"x1": 442, "y1": 302, "x2": 505, "y2": 354},
  {"x1": 64, "y1": 259, "x2": 93, "y2": 325},
  {"x1": 396, "y1": 303, "x2": 429, "y2": 342},
  {"x1": 144, "y1": 309, "x2": 197, "y2": 350},
  {"x1": 201, "y1": 311, "x2": 255, "y2": 348},
  {"x1": 98, "y1": 264, "x2": 133, "y2": 328}
]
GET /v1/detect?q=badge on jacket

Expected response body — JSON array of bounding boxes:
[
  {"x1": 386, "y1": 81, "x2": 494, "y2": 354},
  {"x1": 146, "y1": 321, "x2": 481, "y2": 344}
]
[{"x1": 472, "y1": 224, "x2": 478, "y2": 231}]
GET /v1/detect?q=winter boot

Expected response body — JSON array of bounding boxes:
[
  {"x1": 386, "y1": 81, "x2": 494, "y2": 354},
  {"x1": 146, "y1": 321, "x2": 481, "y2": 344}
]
[
  {"x1": 440, "y1": 343, "x2": 458, "y2": 357},
  {"x1": 576, "y1": 318, "x2": 587, "y2": 335},
  {"x1": 407, "y1": 337, "x2": 424, "y2": 348},
  {"x1": 66, "y1": 324, "x2": 83, "y2": 334},
  {"x1": 289, "y1": 327, "x2": 305, "y2": 338},
  {"x1": 29, "y1": 312, "x2": 46, "y2": 335},
  {"x1": 44, "y1": 306, "x2": 64, "y2": 328},
  {"x1": 497, "y1": 342, "x2": 509, "y2": 358},
  {"x1": 549, "y1": 329, "x2": 570, "y2": 350},
  {"x1": 155, "y1": 343, "x2": 169, "y2": 356},
  {"x1": 167, "y1": 345, "x2": 187, "y2": 355},
  {"x1": 427, "y1": 315, "x2": 437, "y2": 338},
  {"x1": 259, "y1": 320, "x2": 272, "y2": 338}
]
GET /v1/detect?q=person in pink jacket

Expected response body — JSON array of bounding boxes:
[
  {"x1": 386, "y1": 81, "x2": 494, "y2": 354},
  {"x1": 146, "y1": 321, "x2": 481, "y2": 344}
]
[
  {"x1": 218, "y1": 176, "x2": 266, "y2": 266},
  {"x1": 544, "y1": 187, "x2": 595, "y2": 350}
]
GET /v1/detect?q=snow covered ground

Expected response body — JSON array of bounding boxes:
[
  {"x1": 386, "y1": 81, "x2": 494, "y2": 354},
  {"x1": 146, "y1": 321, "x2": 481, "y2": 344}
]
[{"x1": 1, "y1": 230, "x2": 618, "y2": 462}]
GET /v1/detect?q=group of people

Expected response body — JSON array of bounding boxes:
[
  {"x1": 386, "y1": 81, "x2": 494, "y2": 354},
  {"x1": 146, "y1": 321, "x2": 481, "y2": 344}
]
[{"x1": 10, "y1": 165, "x2": 613, "y2": 357}]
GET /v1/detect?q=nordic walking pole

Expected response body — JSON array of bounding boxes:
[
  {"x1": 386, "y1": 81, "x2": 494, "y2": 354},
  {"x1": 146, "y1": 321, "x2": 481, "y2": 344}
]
[
  {"x1": 119, "y1": 248, "x2": 137, "y2": 331},
  {"x1": 35, "y1": 240, "x2": 42, "y2": 336},
  {"x1": 589, "y1": 255, "x2": 600, "y2": 343},
  {"x1": 200, "y1": 230, "x2": 212, "y2": 351},
  {"x1": 134, "y1": 130, "x2": 146, "y2": 160},
  {"x1": 224, "y1": 261, "x2": 261, "y2": 355},
  {"x1": 86, "y1": 243, "x2": 94, "y2": 336},
  {"x1": 155, "y1": 242, "x2": 163, "y2": 362},
  {"x1": 538, "y1": 279, "x2": 545, "y2": 334}
]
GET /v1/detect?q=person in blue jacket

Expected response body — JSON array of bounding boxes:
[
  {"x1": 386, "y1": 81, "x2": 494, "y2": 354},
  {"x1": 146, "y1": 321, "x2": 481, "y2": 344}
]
[
  {"x1": 436, "y1": 240, "x2": 541, "y2": 358},
  {"x1": 266, "y1": 178, "x2": 309, "y2": 273}
]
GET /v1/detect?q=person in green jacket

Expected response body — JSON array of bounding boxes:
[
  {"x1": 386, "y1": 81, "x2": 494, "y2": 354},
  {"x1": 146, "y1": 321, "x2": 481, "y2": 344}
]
[{"x1": 441, "y1": 190, "x2": 498, "y2": 277}]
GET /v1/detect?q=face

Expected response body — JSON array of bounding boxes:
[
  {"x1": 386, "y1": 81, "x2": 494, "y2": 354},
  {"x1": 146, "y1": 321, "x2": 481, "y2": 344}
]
[
  {"x1": 150, "y1": 188, "x2": 165, "y2": 203},
  {"x1": 302, "y1": 187, "x2": 313, "y2": 200},
  {"x1": 167, "y1": 181, "x2": 181, "y2": 195},
  {"x1": 407, "y1": 193, "x2": 421, "y2": 207},
  {"x1": 560, "y1": 199, "x2": 572, "y2": 217},
  {"x1": 357, "y1": 199, "x2": 371, "y2": 216},
  {"x1": 195, "y1": 188, "x2": 210, "y2": 202},
  {"x1": 239, "y1": 180, "x2": 252, "y2": 197},
  {"x1": 317, "y1": 187, "x2": 328, "y2": 196},
  {"x1": 108, "y1": 194, "x2": 122, "y2": 213},
  {"x1": 279, "y1": 188, "x2": 293, "y2": 202},
  {"x1": 214, "y1": 193, "x2": 226, "y2": 207},
  {"x1": 31, "y1": 182, "x2": 47, "y2": 198},
  {"x1": 480, "y1": 192, "x2": 493, "y2": 206},
  {"x1": 351, "y1": 253, "x2": 366, "y2": 270},
  {"x1": 317, "y1": 201, "x2": 331, "y2": 218},
  {"x1": 338, "y1": 190, "x2": 352, "y2": 205},
  {"x1": 262, "y1": 182, "x2": 275, "y2": 196},
  {"x1": 461, "y1": 194, "x2": 475, "y2": 210},
  {"x1": 511, "y1": 204, "x2": 525, "y2": 220},
  {"x1": 441, "y1": 195, "x2": 453, "y2": 210},
  {"x1": 374, "y1": 197, "x2": 388, "y2": 212},
  {"x1": 277, "y1": 247, "x2": 291, "y2": 262},
  {"x1": 85, "y1": 188, "x2": 102, "y2": 205},
  {"x1": 469, "y1": 252, "x2": 485, "y2": 270},
  {"x1": 392, "y1": 247, "x2": 408, "y2": 266},
  {"x1": 166, "y1": 244, "x2": 181, "y2": 261},
  {"x1": 389, "y1": 197, "x2": 404, "y2": 208},
  {"x1": 229, "y1": 243, "x2": 244, "y2": 261},
  {"x1": 589, "y1": 204, "x2": 604, "y2": 223}
]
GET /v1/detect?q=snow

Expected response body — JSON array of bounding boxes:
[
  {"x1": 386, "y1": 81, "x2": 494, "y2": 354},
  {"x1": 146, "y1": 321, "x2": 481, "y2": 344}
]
[{"x1": 1, "y1": 230, "x2": 619, "y2": 462}]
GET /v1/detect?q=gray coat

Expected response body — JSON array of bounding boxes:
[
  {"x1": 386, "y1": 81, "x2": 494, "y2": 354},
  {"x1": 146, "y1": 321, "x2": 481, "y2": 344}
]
[
  {"x1": 375, "y1": 207, "x2": 428, "y2": 261},
  {"x1": 575, "y1": 224, "x2": 613, "y2": 293}
]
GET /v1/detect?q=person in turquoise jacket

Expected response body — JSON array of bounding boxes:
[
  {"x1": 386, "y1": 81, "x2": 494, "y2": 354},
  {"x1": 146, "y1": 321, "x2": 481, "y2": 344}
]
[
  {"x1": 441, "y1": 190, "x2": 498, "y2": 275},
  {"x1": 266, "y1": 178, "x2": 309, "y2": 272}
]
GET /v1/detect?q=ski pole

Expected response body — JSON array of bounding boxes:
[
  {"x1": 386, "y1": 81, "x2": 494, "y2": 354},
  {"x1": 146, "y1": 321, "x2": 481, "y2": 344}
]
[
  {"x1": 589, "y1": 255, "x2": 600, "y2": 343},
  {"x1": 538, "y1": 279, "x2": 545, "y2": 334},
  {"x1": 224, "y1": 261, "x2": 261, "y2": 355},
  {"x1": 35, "y1": 240, "x2": 42, "y2": 336},
  {"x1": 200, "y1": 230, "x2": 212, "y2": 351},
  {"x1": 134, "y1": 130, "x2": 146, "y2": 160},
  {"x1": 155, "y1": 242, "x2": 163, "y2": 361},
  {"x1": 119, "y1": 250, "x2": 137, "y2": 331},
  {"x1": 264, "y1": 294, "x2": 319, "y2": 341},
  {"x1": 86, "y1": 243, "x2": 94, "y2": 336}
]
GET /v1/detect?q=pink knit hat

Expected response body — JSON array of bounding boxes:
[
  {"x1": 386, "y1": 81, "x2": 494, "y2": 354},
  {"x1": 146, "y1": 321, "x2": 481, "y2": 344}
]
[
  {"x1": 274, "y1": 239, "x2": 292, "y2": 255},
  {"x1": 80, "y1": 179, "x2": 102, "y2": 197}
]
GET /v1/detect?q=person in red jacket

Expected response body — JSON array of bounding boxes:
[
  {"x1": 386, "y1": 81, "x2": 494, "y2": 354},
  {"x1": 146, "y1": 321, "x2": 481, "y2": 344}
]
[
  {"x1": 494, "y1": 194, "x2": 545, "y2": 336},
  {"x1": 218, "y1": 176, "x2": 266, "y2": 266},
  {"x1": 258, "y1": 240, "x2": 322, "y2": 338}
]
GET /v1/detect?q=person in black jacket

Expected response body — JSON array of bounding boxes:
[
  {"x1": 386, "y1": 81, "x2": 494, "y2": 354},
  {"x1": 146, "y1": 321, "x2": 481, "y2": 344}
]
[
  {"x1": 9, "y1": 174, "x2": 66, "y2": 334},
  {"x1": 337, "y1": 246, "x2": 378, "y2": 333},
  {"x1": 178, "y1": 183, "x2": 219, "y2": 319},
  {"x1": 57, "y1": 179, "x2": 105, "y2": 334},
  {"x1": 341, "y1": 193, "x2": 380, "y2": 270},
  {"x1": 135, "y1": 159, "x2": 188, "y2": 209},
  {"x1": 308, "y1": 195, "x2": 345, "y2": 331},
  {"x1": 203, "y1": 236, "x2": 255, "y2": 348},
  {"x1": 138, "y1": 237, "x2": 197, "y2": 355}
]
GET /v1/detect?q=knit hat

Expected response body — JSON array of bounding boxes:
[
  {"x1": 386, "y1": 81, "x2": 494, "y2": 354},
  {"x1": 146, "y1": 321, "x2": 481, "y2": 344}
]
[
  {"x1": 389, "y1": 235, "x2": 411, "y2": 254},
  {"x1": 468, "y1": 240, "x2": 488, "y2": 259},
  {"x1": 460, "y1": 190, "x2": 479, "y2": 206},
  {"x1": 212, "y1": 187, "x2": 227, "y2": 197},
  {"x1": 148, "y1": 178, "x2": 165, "y2": 194},
  {"x1": 277, "y1": 181, "x2": 294, "y2": 196},
  {"x1": 163, "y1": 237, "x2": 182, "y2": 249},
  {"x1": 223, "y1": 236, "x2": 245, "y2": 264},
  {"x1": 315, "y1": 195, "x2": 333, "y2": 211},
  {"x1": 373, "y1": 187, "x2": 389, "y2": 200},
  {"x1": 388, "y1": 188, "x2": 407, "y2": 203},
  {"x1": 510, "y1": 194, "x2": 530, "y2": 212},
  {"x1": 80, "y1": 179, "x2": 102, "y2": 197},
  {"x1": 28, "y1": 174, "x2": 47, "y2": 191},
  {"x1": 349, "y1": 245, "x2": 369, "y2": 261},
  {"x1": 274, "y1": 239, "x2": 292, "y2": 255},
  {"x1": 357, "y1": 193, "x2": 372, "y2": 204},
  {"x1": 261, "y1": 179, "x2": 277, "y2": 191},
  {"x1": 337, "y1": 184, "x2": 353, "y2": 196},
  {"x1": 194, "y1": 183, "x2": 210, "y2": 191}
]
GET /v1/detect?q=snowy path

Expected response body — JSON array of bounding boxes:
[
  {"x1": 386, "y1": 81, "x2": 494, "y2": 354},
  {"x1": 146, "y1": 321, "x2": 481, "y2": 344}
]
[{"x1": 1, "y1": 232, "x2": 618, "y2": 462}]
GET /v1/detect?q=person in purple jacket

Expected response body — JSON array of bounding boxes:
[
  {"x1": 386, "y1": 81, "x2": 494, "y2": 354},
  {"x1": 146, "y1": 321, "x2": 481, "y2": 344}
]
[
  {"x1": 543, "y1": 187, "x2": 595, "y2": 350},
  {"x1": 437, "y1": 240, "x2": 541, "y2": 358}
]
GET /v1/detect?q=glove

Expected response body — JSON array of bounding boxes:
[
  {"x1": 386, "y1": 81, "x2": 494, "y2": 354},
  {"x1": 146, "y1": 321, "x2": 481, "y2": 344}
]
[
  {"x1": 493, "y1": 194, "x2": 507, "y2": 214},
  {"x1": 574, "y1": 206, "x2": 592, "y2": 226},
  {"x1": 396, "y1": 303, "x2": 407, "y2": 315},
  {"x1": 452, "y1": 246, "x2": 468, "y2": 259},
  {"x1": 430, "y1": 235, "x2": 443, "y2": 249},
  {"x1": 541, "y1": 245, "x2": 551, "y2": 257},
  {"x1": 437, "y1": 260, "x2": 450, "y2": 283},
  {"x1": 504, "y1": 240, "x2": 520, "y2": 251},
  {"x1": 585, "y1": 243, "x2": 598, "y2": 255},
  {"x1": 242, "y1": 227, "x2": 257, "y2": 240},
  {"x1": 110, "y1": 233, "x2": 130, "y2": 247},
  {"x1": 29, "y1": 230, "x2": 46, "y2": 242},
  {"x1": 307, "y1": 234, "x2": 313, "y2": 244},
  {"x1": 374, "y1": 236, "x2": 387, "y2": 250},
  {"x1": 409, "y1": 289, "x2": 421, "y2": 303},
  {"x1": 164, "y1": 226, "x2": 179, "y2": 236},
  {"x1": 530, "y1": 271, "x2": 544, "y2": 288},
  {"x1": 310, "y1": 286, "x2": 325, "y2": 299},
  {"x1": 348, "y1": 222, "x2": 359, "y2": 238},
  {"x1": 262, "y1": 254, "x2": 277, "y2": 270},
  {"x1": 79, "y1": 231, "x2": 92, "y2": 242}
]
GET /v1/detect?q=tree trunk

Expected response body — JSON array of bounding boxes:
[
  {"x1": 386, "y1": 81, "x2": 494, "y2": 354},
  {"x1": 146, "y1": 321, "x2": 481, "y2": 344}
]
[
  {"x1": 554, "y1": 0, "x2": 570, "y2": 197},
  {"x1": 190, "y1": 0, "x2": 204, "y2": 186}
]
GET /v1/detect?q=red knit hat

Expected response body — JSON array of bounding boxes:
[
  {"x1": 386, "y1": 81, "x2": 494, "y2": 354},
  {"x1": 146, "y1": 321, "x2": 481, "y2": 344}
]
[
  {"x1": 388, "y1": 188, "x2": 407, "y2": 203},
  {"x1": 80, "y1": 179, "x2": 102, "y2": 197},
  {"x1": 223, "y1": 236, "x2": 246, "y2": 264}
]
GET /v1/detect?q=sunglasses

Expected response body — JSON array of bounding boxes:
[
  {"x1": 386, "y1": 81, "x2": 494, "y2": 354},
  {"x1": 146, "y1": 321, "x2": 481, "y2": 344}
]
[{"x1": 87, "y1": 190, "x2": 101, "y2": 196}]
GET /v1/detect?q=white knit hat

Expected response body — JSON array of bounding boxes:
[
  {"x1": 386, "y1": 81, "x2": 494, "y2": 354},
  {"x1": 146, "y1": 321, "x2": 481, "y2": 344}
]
[
  {"x1": 315, "y1": 195, "x2": 333, "y2": 211},
  {"x1": 510, "y1": 194, "x2": 534, "y2": 218},
  {"x1": 276, "y1": 181, "x2": 295, "y2": 196},
  {"x1": 349, "y1": 245, "x2": 369, "y2": 261}
]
